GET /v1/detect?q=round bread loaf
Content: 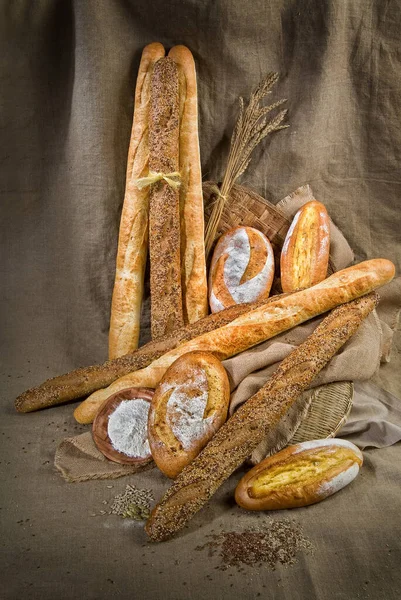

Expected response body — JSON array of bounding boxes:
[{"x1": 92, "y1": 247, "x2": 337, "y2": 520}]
[
  {"x1": 148, "y1": 351, "x2": 230, "y2": 478},
  {"x1": 209, "y1": 226, "x2": 274, "y2": 313},
  {"x1": 235, "y1": 439, "x2": 363, "y2": 510},
  {"x1": 92, "y1": 387, "x2": 154, "y2": 465}
]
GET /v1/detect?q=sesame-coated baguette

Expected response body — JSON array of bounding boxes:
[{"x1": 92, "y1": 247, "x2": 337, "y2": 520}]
[
  {"x1": 168, "y1": 46, "x2": 208, "y2": 324},
  {"x1": 145, "y1": 292, "x2": 378, "y2": 542},
  {"x1": 74, "y1": 259, "x2": 394, "y2": 424},
  {"x1": 109, "y1": 42, "x2": 165, "y2": 359},
  {"x1": 15, "y1": 298, "x2": 276, "y2": 413},
  {"x1": 149, "y1": 57, "x2": 184, "y2": 339}
]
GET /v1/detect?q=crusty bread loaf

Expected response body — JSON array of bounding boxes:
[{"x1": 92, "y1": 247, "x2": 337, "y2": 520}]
[
  {"x1": 145, "y1": 292, "x2": 377, "y2": 541},
  {"x1": 15, "y1": 295, "x2": 287, "y2": 413},
  {"x1": 92, "y1": 387, "x2": 154, "y2": 466},
  {"x1": 168, "y1": 46, "x2": 208, "y2": 324},
  {"x1": 74, "y1": 259, "x2": 394, "y2": 424},
  {"x1": 209, "y1": 226, "x2": 275, "y2": 312},
  {"x1": 235, "y1": 438, "x2": 363, "y2": 510},
  {"x1": 149, "y1": 57, "x2": 184, "y2": 340},
  {"x1": 148, "y1": 351, "x2": 230, "y2": 479},
  {"x1": 281, "y1": 200, "x2": 330, "y2": 293},
  {"x1": 109, "y1": 42, "x2": 165, "y2": 359}
]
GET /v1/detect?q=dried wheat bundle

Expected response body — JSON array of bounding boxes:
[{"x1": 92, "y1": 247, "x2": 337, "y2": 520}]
[{"x1": 204, "y1": 73, "x2": 288, "y2": 257}]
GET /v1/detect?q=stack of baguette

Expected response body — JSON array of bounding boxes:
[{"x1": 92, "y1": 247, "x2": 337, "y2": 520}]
[{"x1": 108, "y1": 43, "x2": 208, "y2": 359}]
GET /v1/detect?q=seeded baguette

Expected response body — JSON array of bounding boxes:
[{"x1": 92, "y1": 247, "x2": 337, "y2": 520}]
[
  {"x1": 74, "y1": 259, "x2": 394, "y2": 424},
  {"x1": 168, "y1": 46, "x2": 208, "y2": 324},
  {"x1": 145, "y1": 292, "x2": 377, "y2": 542},
  {"x1": 15, "y1": 298, "x2": 276, "y2": 413},
  {"x1": 149, "y1": 57, "x2": 183, "y2": 339},
  {"x1": 109, "y1": 42, "x2": 165, "y2": 359}
]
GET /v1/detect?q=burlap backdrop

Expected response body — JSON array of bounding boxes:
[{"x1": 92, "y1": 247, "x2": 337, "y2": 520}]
[{"x1": 1, "y1": 2, "x2": 401, "y2": 600}]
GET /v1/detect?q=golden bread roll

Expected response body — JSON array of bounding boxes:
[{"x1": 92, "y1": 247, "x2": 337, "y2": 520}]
[
  {"x1": 109, "y1": 42, "x2": 165, "y2": 359},
  {"x1": 74, "y1": 258, "x2": 394, "y2": 424},
  {"x1": 209, "y1": 226, "x2": 275, "y2": 313},
  {"x1": 280, "y1": 200, "x2": 330, "y2": 292},
  {"x1": 235, "y1": 439, "x2": 363, "y2": 510},
  {"x1": 148, "y1": 351, "x2": 230, "y2": 478},
  {"x1": 168, "y1": 46, "x2": 208, "y2": 324}
]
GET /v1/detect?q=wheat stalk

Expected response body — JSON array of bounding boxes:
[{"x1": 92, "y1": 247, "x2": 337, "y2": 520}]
[{"x1": 204, "y1": 73, "x2": 288, "y2": 257}]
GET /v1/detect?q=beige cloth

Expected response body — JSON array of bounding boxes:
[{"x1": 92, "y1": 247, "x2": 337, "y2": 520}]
[{"x1": 55, "y1": 187, "x2": 401, "y2": 480}]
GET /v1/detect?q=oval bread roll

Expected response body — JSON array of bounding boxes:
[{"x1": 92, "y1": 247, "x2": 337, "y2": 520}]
[
  {"x1": 235, "y1": 438, "x2": 363, "y2": 511},
  {"x1": 148, "y1": 351, "x2": 230, "y2": 479},
  {"x1": 209, "y1": 226, "x2": 275, "y2": 313},
  {"x1": 280, "y1": 200, "x2": 330, "y2": 293}
]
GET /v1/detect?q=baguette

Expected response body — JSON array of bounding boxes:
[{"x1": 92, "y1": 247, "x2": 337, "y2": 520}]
[
  {"x1": 149, "y1": 57, "x2": 184, "y2": 339},
  {"x1": 109, "y1": 42, "x2": 165, "y2": 359},
  {"x1": 15, "y1": 298, "x2": 276, "y2": 413},
  {"x1": 74, "y1": 259, "x2": 394, "y2": 424},
  {"x1": 145, "y1": 292, "x2": 377, "y2": 541},
  {"x1": 168, "y1": 46, "x2": 208, "y2": 324}
]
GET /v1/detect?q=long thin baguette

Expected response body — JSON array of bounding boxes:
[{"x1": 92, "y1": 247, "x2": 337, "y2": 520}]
[
  {"x1": 74, "y1": 259, "x2": 394, "y2": 424},
  {"x1": 145, "y1": 292, "x2": 378, "y2": 541},
  {"x1": 149, "y1": 57, "x2": 184, "y2": 339},
  {"x1": 168, "y1": 45, "x2": 208, "y2": 324},
  {"x1": 15, "y1": 298, "x2": 276, "y2": 413},
  {"x1": 109, "y1": 42, "x2": 165, "y2": 359}
]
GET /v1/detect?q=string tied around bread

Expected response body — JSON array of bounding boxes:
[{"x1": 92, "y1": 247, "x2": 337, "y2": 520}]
[{"x1": 133, "y1": 171, "x2": 181, "y2": 190}]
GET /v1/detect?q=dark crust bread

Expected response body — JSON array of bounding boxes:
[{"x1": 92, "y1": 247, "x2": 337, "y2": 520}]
[
  {"x1": 149, "y1": 57, "x2": 183, "y2": 339},
  {"x1": 145, "y1": 293, "x2": 377, "y2": 542}
]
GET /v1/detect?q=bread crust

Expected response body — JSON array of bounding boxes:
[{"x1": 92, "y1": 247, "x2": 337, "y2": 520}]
[
  {"x1": 74, "y1": 259, "x2": 394, "y2": 424},
  {"x1": 109, "y1": 42, "x2": 165, "y2": 359},
  {"x1": 148, "y1": 351, "x2": 230, "y2": 479},
  {"x1": 149, "y1": 57, "x2": 184, "y2": 339},
  {"x1": 235, "y1": 439, "x2": 363, "y2": 510},
  {"x1": 168, "y1": 46, "x2": 208, "y2": 324},
  {"x1": 281, "y1": 200, "x2": 330, "y2": 292},
  {"x1": 209, "y1": 226, "x2": 275, "y2": 312},
  {"x1": 145, "y1": 293, "x2": 377, "y2": 541}
]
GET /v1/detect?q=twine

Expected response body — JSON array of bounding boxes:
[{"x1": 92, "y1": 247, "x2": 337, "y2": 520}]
[{"x1": 133, "y1": 171, "x2": 181, "y2": 190}]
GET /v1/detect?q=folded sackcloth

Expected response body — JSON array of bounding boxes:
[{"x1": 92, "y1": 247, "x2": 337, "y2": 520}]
[{"x1": 55, "y1": 185, "x2": 401, "y2": 481}]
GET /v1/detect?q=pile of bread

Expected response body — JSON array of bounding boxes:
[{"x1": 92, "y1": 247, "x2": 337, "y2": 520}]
[{"x1": 15, "y1": 44, "x2": 396, "y2": 543}]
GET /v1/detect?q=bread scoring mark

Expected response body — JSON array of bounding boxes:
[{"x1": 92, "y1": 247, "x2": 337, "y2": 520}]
[
  {"x1": 236, "y1": 303, "x2": 303, "y2": 326},
  {"x1": 160, "y1": 367, "x2": 214, "y2": 451}
]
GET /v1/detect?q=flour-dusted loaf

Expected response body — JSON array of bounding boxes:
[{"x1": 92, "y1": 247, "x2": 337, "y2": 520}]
[
  {"x1": 145, "y1": 293, "x2": 377, "y2": 541},
  {"x1": 148, "y1": 351, "x2": 230, "y2": 478},
  {"x1": 92, "y1": 387, "x2": 154, "y2": 466},
  {"x1": 73, "y1": 259, "x2": 395, "y2": 424},
  {"x1": 149, "y1": 57, "x2": 184, "y2": 340},
  {"x1": 235, "y1": 439, "x2": 363, "y2": 510},
  {"x1": 168, "y1": 46, "x2": 208, "y2": 325},
  {"x1": 209, "y1": 226, "x2": 275, "y2": 312},
  {"x1": 280, "y1": 200, "x2": 330, "y2": 293},
  {"x1": 109, "y1": 42, "x2": 165, "y2": 359}
]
